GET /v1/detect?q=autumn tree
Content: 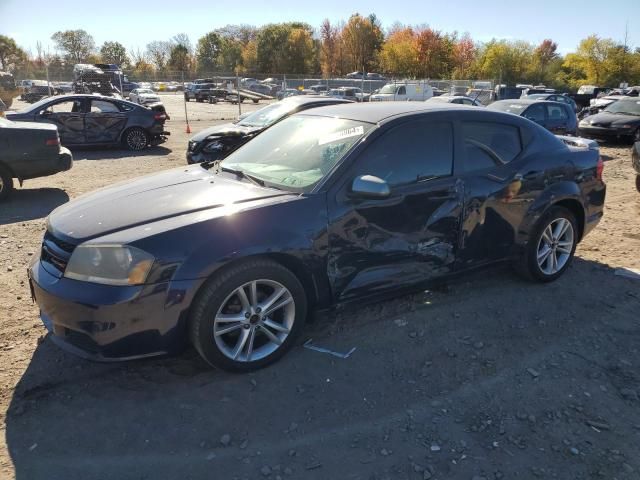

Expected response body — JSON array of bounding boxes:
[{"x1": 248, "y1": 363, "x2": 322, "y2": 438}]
[
  {"x1": 100, "y1": 41, "x2": 128, "y2": 66},
  {"x1": 51, "y1": 29, "x2": 95, "y2": 63},
  {"x1": 452, "y1": 34, "x2": 476, "y2": 78},
  {"x1": 533, "y1": 39, "x2": 558, "y2": 83},
  {"x1": 287, "y1": 28, "x2": 315, "y2": 73},
  {"x1": 320, "y1": 19, "x2": 340, "y2": 77},
  {"x1": 379, "y1": 27, "x2": 418, "y2": 77},
  {"x1": 341, "y1": 13, "x2": 384, "y2": 72},
  {"x1": 168, "y1": 43, "x2": 192, "y2": 72}
]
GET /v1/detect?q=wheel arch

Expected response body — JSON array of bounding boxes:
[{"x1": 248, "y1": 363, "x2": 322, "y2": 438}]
[{"x1": 516, "y1": 182, "x2": 587, "y2": 246}]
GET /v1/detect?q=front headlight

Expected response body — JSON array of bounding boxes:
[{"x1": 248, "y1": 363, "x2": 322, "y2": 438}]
[
  {"x1": 64, "y1": 244, "x2": 155, "y2": 286},
  {"x1": 203, "y1": 139, "x2": 224, "y2": 153}
]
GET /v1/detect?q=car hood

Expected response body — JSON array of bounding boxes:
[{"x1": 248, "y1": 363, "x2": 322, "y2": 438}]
[
  {"x1": 583, "y1": 111, "x2": 640, "y2": 126},
  {"x1": 189, "y1": 122, "x2": 263, "y2": 143},
  {"x1": 47, "y1": 165, "x2": 292, "y2": 242}
]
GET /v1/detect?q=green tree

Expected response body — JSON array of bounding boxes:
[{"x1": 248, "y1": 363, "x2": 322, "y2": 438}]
[
  {"x1": 0, "y1": 35, "x2": 27, "y2": 71},
  {"x1": 168, "y1": 43, "x2": 192, "y2": 72},
  {"x1": 51, "y1": 29, "x2": 95, "y2": 63},
  {"x1": 196, "y1": 32, "x2": 222, "y2": 72},
  {"x1": 146, "y1": 41, "x2": 172, "y2": 71},
  {"x1": 287, "y1": 28, "x2": 315, "y2": 74},
  {"x1": 100, "y1": 41, "x2": 128, "y2": 66},
  {"x1": 379, "y1": 27, "x2": 418, "y2": 77}
]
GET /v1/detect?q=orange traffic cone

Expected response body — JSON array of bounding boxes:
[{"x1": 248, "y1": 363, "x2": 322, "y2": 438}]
[{"x1": 186, "y1": 123, "x2": 191, "y2": 134}]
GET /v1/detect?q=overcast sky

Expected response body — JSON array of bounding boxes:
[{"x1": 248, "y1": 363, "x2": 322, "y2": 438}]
[{"x1": 1, "y1": 0, "x2": 638, "y2": 56}]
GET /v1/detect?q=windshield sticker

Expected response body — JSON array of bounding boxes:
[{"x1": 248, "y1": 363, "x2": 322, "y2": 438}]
[{"x1": 318, "y1": 126, "x2": 364, "y2": 145}]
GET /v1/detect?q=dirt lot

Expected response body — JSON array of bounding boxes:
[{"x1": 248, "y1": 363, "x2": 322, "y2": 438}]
[{"x1": 1, "y1": 94, "x2": 639, "y2": 480}]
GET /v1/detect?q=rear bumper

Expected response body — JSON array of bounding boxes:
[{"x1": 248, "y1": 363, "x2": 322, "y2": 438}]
[
  {"x1": 28, "y1": 254, "x2": 199, "y2": 361},
  {"x1": 58, "y1": 147, "x2": 73, "y2": 171}
]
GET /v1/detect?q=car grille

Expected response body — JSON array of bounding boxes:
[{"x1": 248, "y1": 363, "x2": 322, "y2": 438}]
[{"x1": 41, "y1": 231, "x2": 76, "y2": 274}]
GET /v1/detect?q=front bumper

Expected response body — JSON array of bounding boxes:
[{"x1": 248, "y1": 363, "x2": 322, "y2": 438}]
[
  {"x1": 28, "y1": 255, "x2": 200, "y2": 361},
  {"x1": 578, "y1": 126, "x2": 636, "y2": 141}
]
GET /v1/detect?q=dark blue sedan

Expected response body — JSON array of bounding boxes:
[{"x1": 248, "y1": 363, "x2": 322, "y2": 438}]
[{"x1": 28, "y1": 103, "x2": 605, "y2": 371}]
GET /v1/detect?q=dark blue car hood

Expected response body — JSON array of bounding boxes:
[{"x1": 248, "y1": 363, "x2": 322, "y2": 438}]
[
  {"x1": 189, "y1": 122, "x2": 263, "y2": 142},
  {"x1": 47, "y1": 165, "x2": 292, "y2": 242}
]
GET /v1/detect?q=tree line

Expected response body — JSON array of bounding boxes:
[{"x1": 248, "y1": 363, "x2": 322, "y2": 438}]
[{"x1": 1, "y1": 13, "x2": 639, "y2": 90}]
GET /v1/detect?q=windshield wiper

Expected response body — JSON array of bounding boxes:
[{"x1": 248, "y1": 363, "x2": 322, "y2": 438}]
[{"x1": 220, "y1": 166, "x2": 265, "y2": 187}]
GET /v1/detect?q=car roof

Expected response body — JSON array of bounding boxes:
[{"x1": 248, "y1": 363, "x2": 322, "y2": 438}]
[
  {"x1": 280, "y1": 95, "x2": 352, "y2": 106},
  {"x1": 492, "y1": 99, "x2": 550, "y2": 106},
  {"x1": 297, "y1": 102, "x2": 475, "y2": 123}
]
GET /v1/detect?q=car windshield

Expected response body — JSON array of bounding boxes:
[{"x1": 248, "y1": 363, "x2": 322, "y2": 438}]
[
  {"x1": 139, "y1": 89, "x2": 154, "y2": 95},
  {"x1": 604, "y1": 99, "x2": 640, "y2": 116},
  {"x1": 378, "y1": 84, "x2": 398, "y2": 94},
  {"x1": 237, "y1": 102, "x2": 297, "y2": 128},
  {"x1": 221, "y1": 115, "x2": 374, "y2": 192},
  {"x1": 488, "y1": 102, "x2": 528, "y2": 114}
]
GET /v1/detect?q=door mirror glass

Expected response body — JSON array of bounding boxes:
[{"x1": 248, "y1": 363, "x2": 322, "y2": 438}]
[{"x1": 351, "y1": 175, "x2": 390, "y2": 199}]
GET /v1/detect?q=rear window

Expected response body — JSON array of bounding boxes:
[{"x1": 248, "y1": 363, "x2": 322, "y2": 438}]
[{"x1": 461, "y1": 122, "x2": 522, "y2": 172}]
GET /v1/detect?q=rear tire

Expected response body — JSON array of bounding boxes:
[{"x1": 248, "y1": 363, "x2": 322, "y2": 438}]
[
  {"x1": 515, "y1": 206, "x2": 578, "y2": 282},
  {"x1": 635, "y1": 175, "x2": 640, "y2": 193},
  {"x1": 123, "y1": 127, "x2": 149, "y2": 151},
  {"x1": 189, "y1": 259, "x2": 307, "y2": 372},
  {"x1": 0, "y1": 165, "x2": 14, "y2": 201}
]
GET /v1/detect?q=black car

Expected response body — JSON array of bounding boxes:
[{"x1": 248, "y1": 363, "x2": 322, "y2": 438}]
[
  {"x1": 524, "y1": 93, "x2": 578, "y2": 112},
  {"x1": 488, "y1": 99, "x2": 577, "y2": 135},
  {"x1": 187, "y1": 95, "x2": 352, "y2": 164},
  {"x1": 578, "y1": 97, "x2": 640, "y2": 144},
  {"x1": 184, "y1": 83, "x2": 217, "y2": 102},
  {"x1": 6, "y1": 94, "x2": 169, "y2": 151},
  {"x1": 28, "y1": 103, "x2": 606, "y2": 372},
  {"x1": 0, "y1": 117, "x2": 72, "y2": 200}
]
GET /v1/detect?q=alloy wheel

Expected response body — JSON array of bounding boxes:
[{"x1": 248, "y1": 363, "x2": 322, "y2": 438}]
[
  {"x1": 213, "y1": 279, "x2": 295, "y2": 362},
  {"x1": 536, "y1": 218, "x2": 574, "y2": 275},
  {"x1": 126, "y1": 129, "x2": 147, "y2": 150}
]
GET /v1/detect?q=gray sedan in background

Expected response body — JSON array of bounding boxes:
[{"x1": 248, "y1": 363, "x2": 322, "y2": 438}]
[{"x1": 6, "y1": 94, "x2": 170, "y2": 151}]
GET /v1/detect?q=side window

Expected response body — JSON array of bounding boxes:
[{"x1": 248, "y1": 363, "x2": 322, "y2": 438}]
[
  {"x1": 546, "y1": 104, "x2": 568, "y2": 120},
  {"x1": 43, "y1": 100, "x2": 83, "y2": 114},
  {"x1": 91, "y1": 100, "x2": 120, "y2": 113},
  {"x1": 356, "y1": 121, "x2": 453, "y2": 186},
  {"x1": 397, "y1": 86, "x2": 406, "y2": 95},
  {"x1": 523, "y1": 103, "x2": 545, "y2": 122},
  {"x1": 461, "y1": 98, "x2": 473, "y2": 105},
  {"x1": 461, "y1": 122, "x2": 522, "y2": 172}
]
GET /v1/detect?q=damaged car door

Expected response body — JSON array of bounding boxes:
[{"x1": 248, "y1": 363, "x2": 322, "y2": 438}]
[
  {"x1": 36, "y1": 98, "x2": 86, "y2": 145},
  {"x1": 327, "y1": 118, "x2": 463, "y2": 301},
  {"x1": 85, "y1": 99, "x2": 128, "y2": 144}
]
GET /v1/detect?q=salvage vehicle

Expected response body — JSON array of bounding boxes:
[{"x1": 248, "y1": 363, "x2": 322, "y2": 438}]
[
  {"x1": 6, "y1": 94, "x2": 169, "y2": 151},
  {"x1": 577, "y1": 95, "x2": 620, "y2": 120},
  {"x1": 569, "y1": 85, "x2": 612, "y2": 110},
  {"x1": 184, "y1": 83, "x2": 217, "y2": 102},
  {"x1": 370, "y1": 82, "x2": 434, "y2": 101},
  {"x1": 28, "y1": 102, "x2": 605, "y2": 371},
  {"x1": 129, "y1": 88, "x2": 161, "y2": 105},
  {"x1": 488, "y1": 99, "x2": 577, "y2": 135},
  {"x1": 187, "y1": 95, "x2": 351, "y2": 163},
  {"x1": 632, "y1": 142, "x2": 640, "y2": 191},
  {"x1": 524, "y1": 93, "x2": 578, "y2": 112},
  {"x1": 426, "y1": 95, "x2": 483, "y2": 106},
  {"x1": 276, "y1": 88, "x2": 302, "y2": 100},
  {"x1": 328, "y1": 87, "x2": 365, "y2": 102},
  {"x1": 0, "y1": 117, "x2": 72, "y2": 201},
  {"x1": 578, "y1": 98, "x2": 640, "y2": 143}
]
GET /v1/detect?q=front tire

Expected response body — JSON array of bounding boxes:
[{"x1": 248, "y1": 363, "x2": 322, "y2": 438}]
[
  {"x1": 516, "y1": 206, "x2": 578, "y2": 282},
  {"x1": 0, "y1": 165, "x2": 14, "y2": 201},
  {"x1": 189, "y1": 259, "x2": 307, "y2": 372},
  {"x1": 123, "y1": 127, "x2": 149, "y2": 151}
]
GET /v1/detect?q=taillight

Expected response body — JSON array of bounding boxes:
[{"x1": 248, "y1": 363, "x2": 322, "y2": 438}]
[
  {"x1": 596, "y1": 156, "x2": 604, "y2": 181},
  {"x1": 154, "y1": 113, "x2": 166, "y2": 121},
  {"x1": 45, "y1": 137, "x2": 59, "y2": 146}
]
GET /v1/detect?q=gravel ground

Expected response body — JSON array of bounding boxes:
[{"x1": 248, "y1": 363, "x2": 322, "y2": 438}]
[{"x1": 1, "y1": 95, "x2": 639, "y2": 480}]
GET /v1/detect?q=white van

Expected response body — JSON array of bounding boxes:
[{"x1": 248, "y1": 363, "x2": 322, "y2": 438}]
[{"x1": 370, "y1": 82, "x2": 434, "y2": 101}]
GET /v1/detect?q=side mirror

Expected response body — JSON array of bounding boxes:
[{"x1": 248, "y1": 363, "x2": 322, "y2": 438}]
[{"x1": 350, "y1": 175, "x2": 390, "y2": 199}]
